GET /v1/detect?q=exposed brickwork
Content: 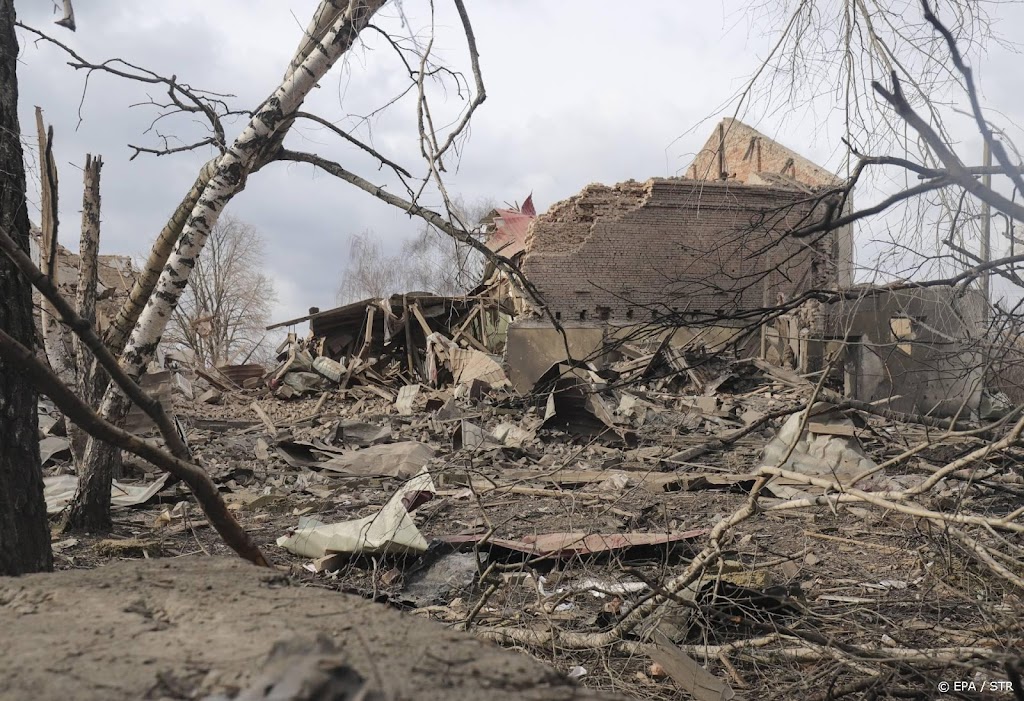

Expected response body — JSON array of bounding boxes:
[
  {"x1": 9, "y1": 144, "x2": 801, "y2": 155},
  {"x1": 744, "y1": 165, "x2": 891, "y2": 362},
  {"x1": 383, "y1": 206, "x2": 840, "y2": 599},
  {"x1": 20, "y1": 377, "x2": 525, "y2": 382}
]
[
  {"x1": 688, "y1": 118, "x2": 839, "y2": 188},
  {"x1": 687, "y1": 118, "x2": 854, "y2": 288},
  {"x1": 521, "y1": 178, "x2": 839, "y2": 325}
]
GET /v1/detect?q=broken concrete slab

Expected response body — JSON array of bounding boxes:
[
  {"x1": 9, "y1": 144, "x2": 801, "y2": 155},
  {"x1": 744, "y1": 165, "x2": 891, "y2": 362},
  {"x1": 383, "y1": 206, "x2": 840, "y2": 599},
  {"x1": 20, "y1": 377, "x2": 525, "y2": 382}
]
[
  {"x1": 316, "y1": 441, "x2": 435, "y2": 479},
  {"x1": 39, "y1": 435, "x2": 71, "y2": 465},
  {"x1": 332, "y1": 420, "x2": 392, "y2": 447},
  {"x1": 395, "y1": 383, "x2": 422, "y2": 415},
  {"x1": 758, "y1": 407, "x2": 889, "y2": 491},
  {"x1": 281, "y1": 371, "x2": 323, "y2": 396},
  {"x1": 198, "y1": 388, "x2": 222, "y2": 405}
]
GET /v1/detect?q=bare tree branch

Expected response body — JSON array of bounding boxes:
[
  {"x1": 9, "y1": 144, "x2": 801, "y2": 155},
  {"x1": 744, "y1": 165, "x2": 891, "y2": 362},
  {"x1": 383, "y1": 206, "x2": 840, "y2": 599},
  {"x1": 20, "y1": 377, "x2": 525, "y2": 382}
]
[{"x1": 0, "y1": 224, "x2": 191, "y2": 461}]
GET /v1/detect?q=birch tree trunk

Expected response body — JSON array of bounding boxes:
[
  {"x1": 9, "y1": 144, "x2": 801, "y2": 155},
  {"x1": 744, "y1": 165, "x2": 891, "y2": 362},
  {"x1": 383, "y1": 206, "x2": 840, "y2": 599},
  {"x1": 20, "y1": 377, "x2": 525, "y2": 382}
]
[
  {"x1": 0, "y1": 0, "x2": 53, "y2": 574},
  {"x1": 103, "y1": 159, "x2": 216, "y2": 357},
  {"x1": 64, "y1": 0, "x2": 388, "y2": 531}
]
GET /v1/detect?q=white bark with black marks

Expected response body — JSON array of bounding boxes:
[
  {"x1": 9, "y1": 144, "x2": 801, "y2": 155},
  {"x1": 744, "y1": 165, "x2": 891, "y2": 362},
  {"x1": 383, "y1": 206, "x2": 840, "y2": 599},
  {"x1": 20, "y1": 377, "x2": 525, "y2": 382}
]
[
  {"x1": 116, "y1": 0, "x2": 386, "y2": 385},
  {"x1": 66, "y1": 0, "x2": 387, "y2": 531}
]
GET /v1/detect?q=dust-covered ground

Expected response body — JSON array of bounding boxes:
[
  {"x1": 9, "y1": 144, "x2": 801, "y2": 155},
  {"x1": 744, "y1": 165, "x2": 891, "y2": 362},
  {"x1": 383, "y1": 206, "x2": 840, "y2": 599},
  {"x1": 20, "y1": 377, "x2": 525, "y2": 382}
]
[{"x1": 0, "y1": 556, "x2": 619, "y2": 700}]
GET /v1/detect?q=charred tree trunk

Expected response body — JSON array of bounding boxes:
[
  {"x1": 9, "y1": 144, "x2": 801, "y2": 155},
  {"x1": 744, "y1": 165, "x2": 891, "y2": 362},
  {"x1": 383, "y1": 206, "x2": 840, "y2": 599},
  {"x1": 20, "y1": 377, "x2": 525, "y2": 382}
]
[
  {"x1": 64, "y1": 155, "x2": 119, "y2": 529},
  {"x1": 74, "y1": 154, "x2": 101, "y2": 385},
  {"x1": 0, "y1": 0, "x2": 53, "y2": 575},
  {"x1": 67, "y1": 154, "x2": 103, "y2": 462},
  {"x1": 34, "y1": 108, "x2": 73, "y2": 384}
]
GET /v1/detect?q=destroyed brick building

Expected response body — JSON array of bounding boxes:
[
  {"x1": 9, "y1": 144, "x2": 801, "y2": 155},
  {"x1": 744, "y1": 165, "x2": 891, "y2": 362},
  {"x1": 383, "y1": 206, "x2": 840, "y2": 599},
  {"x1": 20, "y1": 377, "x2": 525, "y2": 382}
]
[
  {"x1": 496, "y1": 119, "x2": 985, "y2": 414},
  {"x1": 519, "y1": 178, "x2": 841, "y2": 323},
  {"x1": 271, "y1": 118, "x2": 986, "y2": 416},
  {"x1": 496, "y1": 119, "x2": 853, "y2": 390}
]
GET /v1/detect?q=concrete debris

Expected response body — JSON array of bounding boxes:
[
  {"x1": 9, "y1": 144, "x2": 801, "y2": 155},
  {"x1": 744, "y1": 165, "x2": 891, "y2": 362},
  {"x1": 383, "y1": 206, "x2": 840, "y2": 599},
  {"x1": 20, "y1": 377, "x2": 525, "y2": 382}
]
[
  {"x1": 39, "y1": 436, "x2": 71, "y2": 466},
  {"x1": 394, "y1": 383, "x2": 422, "y2": 415},
  {"x1": 759, "y1": 406, "x2": 892, "y2": 493},
  {"x1": 32, "y1": 306, "x2": 1020, "y2": 700},
  {"x1": 277, "y1": 468, "x2": 435, "y2": 558},
  {"x1": 198, "y1": 388, "x2": 222, "y2": 405},
  {"x1": 332, "y1": 420, "x2": 392, "y2": 447},
  {"x1": 312, "y1": 355, "x2": 344, "y2": 382},
  {"x1": 280, "y1": 370, "x2": 323, "y2": 397},
  {"x1": 43, "y1": 473, "x2": 170, "y2": 514},
  {"x1": 452, "y1": 419, "x2": 493, "y2": 451},
  {"x1": 317, "y1": 441, "x2": 435, "y2": 479},
  {"x1": 26, "y1": 124, "x2": 1017, "y2": 699},
  {"x1": 648, "y1": 630, "x2": 736, "y2": 701}
]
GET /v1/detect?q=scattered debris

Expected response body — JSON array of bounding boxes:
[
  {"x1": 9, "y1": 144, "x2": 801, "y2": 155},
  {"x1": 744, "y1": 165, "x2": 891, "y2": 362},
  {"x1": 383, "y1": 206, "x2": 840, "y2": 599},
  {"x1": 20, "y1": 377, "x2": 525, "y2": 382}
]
[
  {"x1": 440, "y1": 530, "x2": 705, "y2": 561},
  {"x1": 648, "y1": 631, "x2": 735, "y2": 701},
  {"x1": 316, "y1": 441, "x2": 435, "y2": 479},
  {"x1": 43, "y1": 473, "x2": 170, "y2": 514}
]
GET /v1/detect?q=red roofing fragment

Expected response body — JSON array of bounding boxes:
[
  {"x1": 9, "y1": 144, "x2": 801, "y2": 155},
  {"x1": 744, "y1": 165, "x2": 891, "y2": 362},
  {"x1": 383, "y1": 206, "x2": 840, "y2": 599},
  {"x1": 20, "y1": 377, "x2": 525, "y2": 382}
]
[
  {"x1": 521, "y1": 193, "x2": 536, "y2": 217},
  {"x1": 486, "y1": 193, "x2": 537, "y2": 257}
]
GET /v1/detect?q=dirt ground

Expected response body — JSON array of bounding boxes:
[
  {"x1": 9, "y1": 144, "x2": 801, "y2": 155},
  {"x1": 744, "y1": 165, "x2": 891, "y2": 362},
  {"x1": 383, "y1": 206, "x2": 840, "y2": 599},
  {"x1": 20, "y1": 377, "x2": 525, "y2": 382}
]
[{"x1": 0, "y1": 556, "x2": 622, "y2": 700}]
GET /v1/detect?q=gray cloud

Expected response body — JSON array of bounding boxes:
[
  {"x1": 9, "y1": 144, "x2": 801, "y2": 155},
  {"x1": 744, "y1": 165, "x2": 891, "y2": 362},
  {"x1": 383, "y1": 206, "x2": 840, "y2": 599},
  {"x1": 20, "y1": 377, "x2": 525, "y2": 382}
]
[{"x1": 15, "y1": 0, "x2": 1024, "y2": 322}]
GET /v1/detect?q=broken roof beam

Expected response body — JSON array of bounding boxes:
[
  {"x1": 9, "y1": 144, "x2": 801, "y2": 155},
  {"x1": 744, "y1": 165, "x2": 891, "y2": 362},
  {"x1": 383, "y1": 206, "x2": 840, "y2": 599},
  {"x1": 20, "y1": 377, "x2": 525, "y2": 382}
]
[
  {"x1": 409, "y1": 302, "x2": 433, "y2": 337},
  {"x1": 266, "y1": 293, "x2": 488, "y2": 334}
]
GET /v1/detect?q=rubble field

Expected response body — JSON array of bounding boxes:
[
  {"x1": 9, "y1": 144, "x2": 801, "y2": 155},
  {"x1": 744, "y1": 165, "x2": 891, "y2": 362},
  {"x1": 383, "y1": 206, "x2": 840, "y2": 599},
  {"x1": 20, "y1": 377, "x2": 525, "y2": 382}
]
[{"x1": 28, "y1": 346, "x2": 1024, "y2": 700}]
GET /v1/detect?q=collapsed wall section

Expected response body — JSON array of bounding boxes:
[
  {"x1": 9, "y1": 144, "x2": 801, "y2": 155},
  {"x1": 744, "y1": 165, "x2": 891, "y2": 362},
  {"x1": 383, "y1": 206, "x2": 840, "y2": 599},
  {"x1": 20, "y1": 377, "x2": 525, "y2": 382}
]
[
  {"x1": 522, "y1": 180, "x2": 651, "y2": 256},
  {"x1": 521, "y1": 178, "x2": 836, "y2": 325}
]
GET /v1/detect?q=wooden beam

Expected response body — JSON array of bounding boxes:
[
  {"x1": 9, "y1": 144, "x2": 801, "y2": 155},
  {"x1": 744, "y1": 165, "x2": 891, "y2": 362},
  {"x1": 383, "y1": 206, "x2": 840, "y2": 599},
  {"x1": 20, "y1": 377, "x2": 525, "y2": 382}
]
[
  {"x1": 403, "y1": 295, "x2": 417, "y2": 381},
  {"x1": 410, "y1": 302, "x2": 433, "y2": 337},
  {"x1": 250, "y1": 402, "x2": 277, "y2": 436}
]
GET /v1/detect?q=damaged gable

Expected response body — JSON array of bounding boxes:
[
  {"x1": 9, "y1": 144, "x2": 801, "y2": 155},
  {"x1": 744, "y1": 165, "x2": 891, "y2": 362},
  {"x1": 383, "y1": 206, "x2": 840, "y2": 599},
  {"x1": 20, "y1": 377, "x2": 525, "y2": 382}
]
[
  {"x1": 688, "y1": 117, "x2": 840, "y2": 188},
  {"x1": 30, "y1": 227, "x2": 138, "y2": 334}
]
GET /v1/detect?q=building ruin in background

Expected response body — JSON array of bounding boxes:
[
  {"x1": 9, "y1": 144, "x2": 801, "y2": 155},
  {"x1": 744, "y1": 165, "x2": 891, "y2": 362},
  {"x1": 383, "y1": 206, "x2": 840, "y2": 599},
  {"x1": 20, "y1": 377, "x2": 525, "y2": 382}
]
[
  {"x1": 493, "y1": 118, "x2": 985, "y2": 415},
  {"x1": 270, "y1": 119, "x2": 987, "y2": 417}
]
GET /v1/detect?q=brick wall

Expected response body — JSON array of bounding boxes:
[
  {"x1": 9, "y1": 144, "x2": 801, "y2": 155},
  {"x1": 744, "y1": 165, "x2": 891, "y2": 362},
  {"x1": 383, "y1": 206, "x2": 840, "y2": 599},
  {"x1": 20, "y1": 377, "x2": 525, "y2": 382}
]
[
  {"x1": 688, "y1": 118, "x2": 839, "y2": 187},
  {"x1": 521, "y1": 178, "x2": 838, "y2": 325},
  {"x1": 687, "y1": 118, "x2": 854, "y2": 287}
]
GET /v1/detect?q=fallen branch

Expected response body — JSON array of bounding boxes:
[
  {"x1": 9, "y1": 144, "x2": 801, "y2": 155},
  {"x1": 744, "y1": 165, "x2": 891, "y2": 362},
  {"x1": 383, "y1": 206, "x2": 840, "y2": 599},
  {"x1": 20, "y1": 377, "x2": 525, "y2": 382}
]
[
  {"x1": 0, "y1": 224, "x2": 190, "y2": 460},
  {"x1": 759, "y1": 467, "x2": 1024, "y2": 532},
  {"x1": 948, "y1": 526, "x2": 1024, "y2": 591},
  {"x1": 0, "y1": 328, "x2": 269, "y2": 567}
]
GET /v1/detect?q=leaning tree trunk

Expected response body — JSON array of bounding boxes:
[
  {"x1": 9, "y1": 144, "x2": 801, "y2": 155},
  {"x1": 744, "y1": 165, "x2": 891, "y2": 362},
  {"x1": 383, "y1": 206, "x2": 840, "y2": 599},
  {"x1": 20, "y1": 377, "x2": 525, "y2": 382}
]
[
  {"x1": 103, "y1": 159, "x2": 216, "y2": 357},
  {"x1": 64, "y1": 0, "x2": 388, "y2": 532},
  {"x1": 0, "y1": 0, "x2": 53, "y2": 575}
]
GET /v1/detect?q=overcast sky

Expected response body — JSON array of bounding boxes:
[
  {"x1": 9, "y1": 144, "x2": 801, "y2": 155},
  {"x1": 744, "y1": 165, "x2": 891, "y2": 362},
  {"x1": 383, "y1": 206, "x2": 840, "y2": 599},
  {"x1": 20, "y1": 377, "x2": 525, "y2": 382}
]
[{"x1": 14, "y1": 1, "x2": 1024, "y2": 322}]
